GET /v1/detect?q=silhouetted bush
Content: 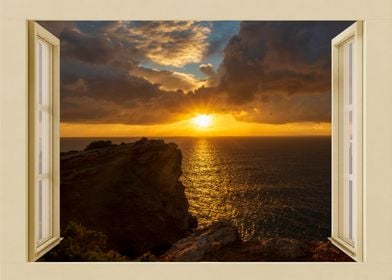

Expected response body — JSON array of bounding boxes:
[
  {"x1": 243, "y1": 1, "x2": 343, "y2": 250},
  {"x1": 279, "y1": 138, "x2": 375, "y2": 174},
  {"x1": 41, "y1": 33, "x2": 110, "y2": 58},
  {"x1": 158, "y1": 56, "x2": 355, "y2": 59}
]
[{"x1": 39, "y1": 221, "x2": 128, "y2": 261}]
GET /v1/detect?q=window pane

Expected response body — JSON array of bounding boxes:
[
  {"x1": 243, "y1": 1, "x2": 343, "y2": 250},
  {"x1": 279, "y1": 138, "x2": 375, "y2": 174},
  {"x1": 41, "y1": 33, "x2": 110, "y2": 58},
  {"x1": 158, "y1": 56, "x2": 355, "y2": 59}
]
[
  {"x1": 37, "y1": 110, "x2": 50, "y2": 176},
  {"x1": 349, "y1": 42, "x2": 353, "y2": 105},
  {"x1": 35, "y1": 38, "x2": 52, "y2": 246},
  {"x1": 36, "y1": 179, "x2": 51, "y2": 244},
  {"x1": 341, "y1": 39, "x2": 356, "y2": 245},
  {"x1": 37, "y1": 40, "x2": 51, "y2": 107}
]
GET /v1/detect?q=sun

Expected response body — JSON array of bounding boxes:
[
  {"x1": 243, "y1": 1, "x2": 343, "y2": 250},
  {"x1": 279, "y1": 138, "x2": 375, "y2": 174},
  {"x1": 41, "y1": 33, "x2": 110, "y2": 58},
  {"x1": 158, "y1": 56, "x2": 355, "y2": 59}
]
[{"x1": 192, "y1": 114, "x2": 212, "y2": 128}]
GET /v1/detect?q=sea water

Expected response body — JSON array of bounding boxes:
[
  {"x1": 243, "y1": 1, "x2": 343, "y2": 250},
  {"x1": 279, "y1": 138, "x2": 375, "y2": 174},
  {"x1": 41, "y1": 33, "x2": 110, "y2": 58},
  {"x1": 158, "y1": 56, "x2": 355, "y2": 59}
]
[{"x1": 61, "y1": 136, "x2": 331, "y2": 241}]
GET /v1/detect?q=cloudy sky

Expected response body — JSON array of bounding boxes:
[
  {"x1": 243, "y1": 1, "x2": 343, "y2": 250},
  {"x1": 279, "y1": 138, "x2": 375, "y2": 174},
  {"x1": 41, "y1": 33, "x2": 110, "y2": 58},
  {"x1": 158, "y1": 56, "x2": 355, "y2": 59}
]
[{"x1": 39, "y1": 21, "x2": 352, "y2": 137}]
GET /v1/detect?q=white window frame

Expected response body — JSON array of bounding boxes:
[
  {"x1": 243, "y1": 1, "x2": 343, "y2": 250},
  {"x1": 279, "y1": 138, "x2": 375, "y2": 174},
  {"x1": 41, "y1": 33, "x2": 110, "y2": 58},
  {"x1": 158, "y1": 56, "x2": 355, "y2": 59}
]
[
  {"x1": 330, "y1": 21, "x2": 364, "y2": 262},
  {"x1": 28, "y1": 21, "x2": 62, "y2": 261}
]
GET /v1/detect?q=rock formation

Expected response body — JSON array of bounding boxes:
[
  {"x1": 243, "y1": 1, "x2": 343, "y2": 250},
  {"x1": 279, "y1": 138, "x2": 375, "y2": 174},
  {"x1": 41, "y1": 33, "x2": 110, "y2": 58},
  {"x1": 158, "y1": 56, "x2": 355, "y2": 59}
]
[
  {"x1": 156, "y1": 222, "x2": 352, "y2": 262},
  {"x1": 60, "y1": 138, "x2": 196, "y2": 257},
  {"x1": 160, "y1": 221, "x2": 239, "y2": 261}
]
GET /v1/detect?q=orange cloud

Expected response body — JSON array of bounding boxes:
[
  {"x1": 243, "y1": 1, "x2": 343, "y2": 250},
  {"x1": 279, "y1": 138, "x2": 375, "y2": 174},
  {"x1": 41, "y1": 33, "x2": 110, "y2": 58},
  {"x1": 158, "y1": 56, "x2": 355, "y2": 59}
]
[
  {"x1": 107, "y1": 21, "x2": 212, "y2": 67},
  {"x1": 129, "y1": 66, "x2": 204, "y2": 91}
]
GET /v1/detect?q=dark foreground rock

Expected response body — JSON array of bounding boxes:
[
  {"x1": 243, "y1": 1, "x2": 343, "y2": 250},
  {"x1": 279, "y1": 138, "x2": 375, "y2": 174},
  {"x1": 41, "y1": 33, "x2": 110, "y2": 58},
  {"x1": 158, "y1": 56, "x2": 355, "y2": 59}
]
[
  {"x1": 151, "y1": 222, "x2": 353, "y2": 262},
  {"x1": 209, "y1": 238, "x2": 353, "y2": 262},
  {"x1": 59, "y1": 138, "x2": 196, "y2": 257},
  {"x1": 160, "y1": 221, "x2": 239, "y2": 261}
]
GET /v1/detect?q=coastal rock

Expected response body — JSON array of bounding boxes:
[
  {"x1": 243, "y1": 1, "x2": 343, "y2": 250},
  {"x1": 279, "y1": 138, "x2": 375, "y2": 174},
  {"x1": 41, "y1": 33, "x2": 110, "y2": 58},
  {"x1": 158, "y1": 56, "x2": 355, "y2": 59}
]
[
  {"x1": 260, "y1": 238, "x2": 306, "y2": 260},
  {"x1": 202, "y1": 238, "x2": 353, "y2": 262},
  {"x1": 311, "y1": 240, "x2": 353, "y2": 261},
  {"x1": 60, "y1": 138, "x2": 196, "y2": 257},
  {"x1": 156, "y1": 222, "x2": 353, "y2": 262},
  {"x1": 160, "y1": 221, "x2": 239, "y2": 261}
]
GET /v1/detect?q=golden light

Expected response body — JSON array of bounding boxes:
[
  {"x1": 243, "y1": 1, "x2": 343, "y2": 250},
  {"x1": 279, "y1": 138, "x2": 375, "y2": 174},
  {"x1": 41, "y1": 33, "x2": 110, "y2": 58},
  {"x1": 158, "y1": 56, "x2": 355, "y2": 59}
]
[
  {"x1": 192, "y1": 114, "x2": 212, "y2": 128},
  {"x1": 62, "y1": 113, "x2": 331, "y2": 137}
]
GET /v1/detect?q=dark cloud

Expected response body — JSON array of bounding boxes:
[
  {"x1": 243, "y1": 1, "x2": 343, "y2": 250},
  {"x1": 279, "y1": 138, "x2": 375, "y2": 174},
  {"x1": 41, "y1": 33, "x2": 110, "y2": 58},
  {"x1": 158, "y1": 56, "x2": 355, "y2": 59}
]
[
  {"x1": 60, "y1": 60, "x2": 197, "y2": 124},
  {"x1": 38, "y1": 21, "x2": 75, "y2": 37},
  {"x1": 39, "y1": 21, "x2": 135, "y2": 69},
  {"x1": 39, "y1": 21, "x2": 352, "y2": 125},
  {"x1": 60, "y1": 28, "x2": 118, "y2": 65},
  {"x1": 40, "y1": 21, "x2": 211, "y2": 68},
  {"x1": 204, "y1": 22, "x2": 240, "y2": 58},
  {"x1": 214, "y1": 21, "x2": 352, "y2": 123}
]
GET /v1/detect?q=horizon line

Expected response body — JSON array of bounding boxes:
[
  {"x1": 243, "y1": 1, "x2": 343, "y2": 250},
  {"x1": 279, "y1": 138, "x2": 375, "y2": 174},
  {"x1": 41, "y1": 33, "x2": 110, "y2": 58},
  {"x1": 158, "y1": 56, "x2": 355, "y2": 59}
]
[{"x1": 61, "y1": 135, "x2": 331, "y2": 138}]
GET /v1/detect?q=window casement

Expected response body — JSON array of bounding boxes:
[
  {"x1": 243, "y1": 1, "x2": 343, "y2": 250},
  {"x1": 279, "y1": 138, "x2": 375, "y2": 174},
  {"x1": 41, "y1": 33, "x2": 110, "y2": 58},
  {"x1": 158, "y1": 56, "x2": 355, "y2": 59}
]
[
  {"x1": 330, "y1": 21, "x2": 364, "y2": 262},
  {"x1": 28, "y1": 21, "x2": 61, "y2": 261}
]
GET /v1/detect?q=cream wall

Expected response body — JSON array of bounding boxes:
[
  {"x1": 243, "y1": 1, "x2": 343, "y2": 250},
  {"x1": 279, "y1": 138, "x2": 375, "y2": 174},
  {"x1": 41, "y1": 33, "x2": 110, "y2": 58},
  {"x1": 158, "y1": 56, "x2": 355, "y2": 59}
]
[{"x1": 1, "y1": 0, "x2": 392, "y2": 279}]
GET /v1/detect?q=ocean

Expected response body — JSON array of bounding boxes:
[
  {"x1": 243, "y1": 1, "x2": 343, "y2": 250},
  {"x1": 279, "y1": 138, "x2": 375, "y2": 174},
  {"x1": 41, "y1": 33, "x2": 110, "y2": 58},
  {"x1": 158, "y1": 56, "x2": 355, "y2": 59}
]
[{"x1": 61, "y1": 136, "x2": 331, "y2": 241}]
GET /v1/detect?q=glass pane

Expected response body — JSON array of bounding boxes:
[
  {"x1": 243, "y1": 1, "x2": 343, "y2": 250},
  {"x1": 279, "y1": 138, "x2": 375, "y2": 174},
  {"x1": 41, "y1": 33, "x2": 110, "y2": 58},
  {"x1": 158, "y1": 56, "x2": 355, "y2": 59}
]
[
  {"x1": 35, "y1": 38, "x2": 53, "y2": 245},
  {"x1": 36, "y1": 179, "x2": 51, "y2": 244},
  {"x1": 37, "y1": 40, "x2": 51, "y2": 107},
  {"x1": 343, "y1": 180, "x2": 353, "y2": 240},
  {"x1": 341, "y1": 39, "x2": 356, "y2": 245},
  {"x1": 37, "y1": 110, "x2": 50, "y2": 176}
]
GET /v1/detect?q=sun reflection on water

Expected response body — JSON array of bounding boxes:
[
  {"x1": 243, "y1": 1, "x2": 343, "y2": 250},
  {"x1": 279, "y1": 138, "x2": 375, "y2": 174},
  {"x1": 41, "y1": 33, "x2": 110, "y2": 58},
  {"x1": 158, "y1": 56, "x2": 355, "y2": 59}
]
[{"x1": 181, "y1": 138, "x2": 234, "y2": 228}]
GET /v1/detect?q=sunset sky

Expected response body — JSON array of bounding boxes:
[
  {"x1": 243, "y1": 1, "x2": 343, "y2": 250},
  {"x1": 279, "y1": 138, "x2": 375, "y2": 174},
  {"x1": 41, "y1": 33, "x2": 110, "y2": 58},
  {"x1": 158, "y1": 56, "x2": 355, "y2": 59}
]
[{"x1": 40, "y1": 21, "x2": 352, "y2": 137}]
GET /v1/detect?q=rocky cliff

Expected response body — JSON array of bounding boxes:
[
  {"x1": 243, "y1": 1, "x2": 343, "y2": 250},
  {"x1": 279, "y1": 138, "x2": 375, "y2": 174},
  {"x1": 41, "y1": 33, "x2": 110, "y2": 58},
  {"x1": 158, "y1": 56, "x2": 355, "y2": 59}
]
[{"x1": 59, "y1": 138, "x2": 196, "y2": 257}]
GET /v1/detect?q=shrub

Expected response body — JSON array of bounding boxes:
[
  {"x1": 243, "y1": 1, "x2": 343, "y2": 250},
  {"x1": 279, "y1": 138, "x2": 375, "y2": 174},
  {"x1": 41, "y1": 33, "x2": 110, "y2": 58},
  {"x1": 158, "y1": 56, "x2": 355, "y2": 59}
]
[{"x1": 39, "y1": 221, "x2": 128, "y2": 262}]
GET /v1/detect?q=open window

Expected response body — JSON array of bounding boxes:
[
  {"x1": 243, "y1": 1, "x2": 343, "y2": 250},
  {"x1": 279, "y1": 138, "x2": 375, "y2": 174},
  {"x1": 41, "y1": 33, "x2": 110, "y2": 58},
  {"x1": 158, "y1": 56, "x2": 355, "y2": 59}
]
[
  {"x1": 25, "y1": 20, "x2": 363, "y2": 262},
  {"x1": 28, "y1": 22, "x2": 61, "y2": 261},
  {"x1": 330, "y1": 21, "x2": 364, "y2": 261}
]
